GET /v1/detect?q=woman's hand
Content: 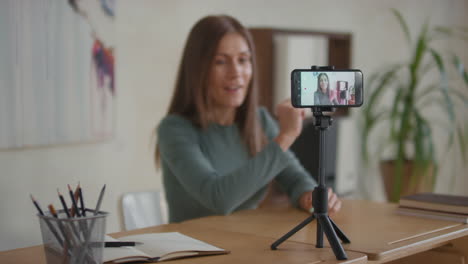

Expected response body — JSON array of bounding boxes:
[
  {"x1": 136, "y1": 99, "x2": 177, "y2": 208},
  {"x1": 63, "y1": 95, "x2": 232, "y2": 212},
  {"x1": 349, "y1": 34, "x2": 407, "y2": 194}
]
[
  {"x1": 274, "y1": 98, "x2": 306, "y2": 151},
  {"x1": 298, "y1": 188, "x2": 342, "y2": 216}
]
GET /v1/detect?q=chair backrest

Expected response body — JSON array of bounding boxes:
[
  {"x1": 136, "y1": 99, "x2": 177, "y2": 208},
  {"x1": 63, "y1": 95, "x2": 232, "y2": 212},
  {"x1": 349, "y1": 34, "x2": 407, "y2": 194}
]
[{"x1": 121, "y1": 190, "x2": 168, "y2": 231}]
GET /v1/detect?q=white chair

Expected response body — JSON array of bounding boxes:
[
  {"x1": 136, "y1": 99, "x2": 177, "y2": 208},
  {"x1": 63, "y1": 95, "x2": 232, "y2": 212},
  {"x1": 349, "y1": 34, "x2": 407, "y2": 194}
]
[{"x1": 121, "y1": 190, "x2": 168, "y2": 231}]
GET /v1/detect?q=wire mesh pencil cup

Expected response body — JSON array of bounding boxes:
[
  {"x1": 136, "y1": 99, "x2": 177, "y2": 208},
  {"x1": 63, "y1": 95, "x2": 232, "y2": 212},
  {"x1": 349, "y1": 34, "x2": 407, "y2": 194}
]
[{"x1": 38, "y1": 209, "x2": 108, "y2": 264}]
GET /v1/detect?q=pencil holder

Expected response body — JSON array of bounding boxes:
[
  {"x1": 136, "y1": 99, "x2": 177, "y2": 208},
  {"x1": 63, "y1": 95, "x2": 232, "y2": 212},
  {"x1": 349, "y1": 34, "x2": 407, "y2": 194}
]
[{"x1": 38, "y1": 209, "x2": 108, "y2": 264}]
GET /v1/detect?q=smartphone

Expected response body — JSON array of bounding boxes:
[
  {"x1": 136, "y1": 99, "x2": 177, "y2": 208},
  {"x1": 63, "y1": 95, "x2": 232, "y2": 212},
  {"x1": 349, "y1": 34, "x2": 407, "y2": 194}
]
[{"x1": 291, "y1": 69, "x2": 363, "y2": 108}]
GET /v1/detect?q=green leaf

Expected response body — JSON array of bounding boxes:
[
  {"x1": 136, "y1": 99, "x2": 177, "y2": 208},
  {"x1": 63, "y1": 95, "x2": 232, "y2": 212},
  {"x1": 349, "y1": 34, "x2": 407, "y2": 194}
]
[
  {"x1": 429, "y1": 48, "x2": 444, "y2": 74},
  {"x1": 410, "y1": 21, "x2": 429, "y2": 79},
  {"x1": 432, "y1": 26, "x2": 468, "y2": 42},
  {"x1": 392, "y1": 94, "x2": 415, "y2": 201},
  {"x1": 365, "y1": 67, "x2": 400, "y2": 113},
  {"x1": 440, "y1": 84, "x2": 455, "y2": 123},
  {"x1": 411, "y1": 110, "x2": 435, "y2": 189},
  {"x1": 392, "y1": 9, "x2": 411, "y2": 44},
  {"x1": 457, "y1": 126, "x2": 467, "y2": 164},
  {"x1": 452, "y1": 55, "x2": 468, "y2": 86},
  {"x1": 431, "y1": 96, "x2": 456, "y2": 141},
  {"x1": 390, "y1": 87, "x2": 405, "y2": 139},
  {"x1": 429, "y1": 48, "x2": 456, "y2": 122},
  {"x1": 432, "y1": 26, "x2": 453, "y2": 40},
  {"x1": 433, "y1": 26, "x2": 453, "y2": 35}
]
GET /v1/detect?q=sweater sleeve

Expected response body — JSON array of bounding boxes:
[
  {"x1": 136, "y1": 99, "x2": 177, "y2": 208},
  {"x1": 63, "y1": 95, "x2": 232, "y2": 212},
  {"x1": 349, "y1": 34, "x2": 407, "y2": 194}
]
[
  {"x1": 258, "y1": 108, "x2": 317, "y2": 208},
  {"x1": 314, "y1": 92, "x2": 320, "y2": 105},
  {"x1": 157, "y1": 115, "x2": 291, "y2": 215},
  {"x1": 275, "y1": 154, "x2": 317, "y2": 208}
]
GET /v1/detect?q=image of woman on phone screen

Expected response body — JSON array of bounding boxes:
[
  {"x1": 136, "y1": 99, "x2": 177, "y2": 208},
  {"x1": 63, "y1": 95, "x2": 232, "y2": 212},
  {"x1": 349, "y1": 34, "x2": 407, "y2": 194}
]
[{"x1": 314, "y1": 73, "x2": 338, "y2": 105}]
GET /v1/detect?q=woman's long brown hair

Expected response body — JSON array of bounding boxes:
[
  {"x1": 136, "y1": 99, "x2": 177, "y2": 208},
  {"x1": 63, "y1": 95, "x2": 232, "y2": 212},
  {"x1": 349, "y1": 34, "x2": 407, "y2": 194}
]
[
  {"x1": 155, "y1": 15, "x2": 266, "y2": 165},
  {"x1": 316, "y1": 73, "x2": 330, "y2": 95}
]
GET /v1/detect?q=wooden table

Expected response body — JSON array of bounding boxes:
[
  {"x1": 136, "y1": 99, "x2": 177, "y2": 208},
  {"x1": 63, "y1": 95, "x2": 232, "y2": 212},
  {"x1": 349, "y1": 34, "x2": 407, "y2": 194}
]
[
  {"x1": 0, "y1": 223, "x2": 367, "y2": 264},
  {"x1": 184, "y1": 199, "x2": 468, "y2": 263},
  {"x1": 2, "y1": 199, "x2": 467, "y2": 263}
]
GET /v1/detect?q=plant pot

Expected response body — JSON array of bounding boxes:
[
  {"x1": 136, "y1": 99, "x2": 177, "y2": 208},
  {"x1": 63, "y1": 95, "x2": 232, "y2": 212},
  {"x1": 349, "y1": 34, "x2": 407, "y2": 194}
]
[{"x1": 380, "y1": 160, "x2": 434, "y2": 202}]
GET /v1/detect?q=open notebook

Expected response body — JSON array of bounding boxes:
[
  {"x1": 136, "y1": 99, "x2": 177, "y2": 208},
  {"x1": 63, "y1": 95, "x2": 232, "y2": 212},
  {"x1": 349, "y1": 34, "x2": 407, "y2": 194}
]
[{"x1": 103, "y1": 232, "x2": 229, "y2": 263}]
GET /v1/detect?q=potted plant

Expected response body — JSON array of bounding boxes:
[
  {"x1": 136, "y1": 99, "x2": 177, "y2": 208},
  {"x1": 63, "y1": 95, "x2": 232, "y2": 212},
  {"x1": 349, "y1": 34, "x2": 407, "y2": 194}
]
[{"x1": 362, "y1": 9, "x2": 468, "y2": 202}]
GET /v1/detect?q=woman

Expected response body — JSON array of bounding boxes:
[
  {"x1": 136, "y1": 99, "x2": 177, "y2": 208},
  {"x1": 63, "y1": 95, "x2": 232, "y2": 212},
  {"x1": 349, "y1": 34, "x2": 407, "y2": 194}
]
[
  {"x1": 314, "y1": 73, "x2": 338, "y2": 105},
  {"x1": 156, "y1": 15, "x2": 341, "y2": 223}
]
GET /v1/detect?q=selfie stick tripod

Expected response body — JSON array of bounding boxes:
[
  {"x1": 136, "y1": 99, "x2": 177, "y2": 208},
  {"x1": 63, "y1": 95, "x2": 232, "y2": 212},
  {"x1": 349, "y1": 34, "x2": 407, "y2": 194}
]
[{"x1": 271, "y1": 67, "x2": 350, "y2": 260}]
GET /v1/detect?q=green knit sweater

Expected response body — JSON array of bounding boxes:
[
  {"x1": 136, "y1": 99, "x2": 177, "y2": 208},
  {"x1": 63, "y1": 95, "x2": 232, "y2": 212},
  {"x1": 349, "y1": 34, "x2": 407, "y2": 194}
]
[{"x1": 157, "y1": 107, "x2": 316, "y2": 222}]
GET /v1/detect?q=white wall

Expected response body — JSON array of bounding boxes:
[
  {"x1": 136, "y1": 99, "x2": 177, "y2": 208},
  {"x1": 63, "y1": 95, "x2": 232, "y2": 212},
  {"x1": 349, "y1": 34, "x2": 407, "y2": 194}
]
[{"x1": 1, "y1": 0, "x2": 467, "y2": 251}]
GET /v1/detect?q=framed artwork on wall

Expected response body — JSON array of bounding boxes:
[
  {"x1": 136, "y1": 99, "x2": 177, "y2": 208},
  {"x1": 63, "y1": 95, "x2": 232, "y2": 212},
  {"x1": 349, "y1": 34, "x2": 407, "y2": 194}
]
[{"x1": 0, "y1": 0, "x2": 115, "y2": 149}]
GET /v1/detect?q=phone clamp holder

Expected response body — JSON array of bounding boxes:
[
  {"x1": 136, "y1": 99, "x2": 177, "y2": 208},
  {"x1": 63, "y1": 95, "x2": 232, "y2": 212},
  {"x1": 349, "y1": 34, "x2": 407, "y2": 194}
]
[
  {"x1": 271, "y1": 66, "x2": 351, "y2": 260},
  {"x1": 310, "y1": 65, "x2": 334, "y2": 71}
]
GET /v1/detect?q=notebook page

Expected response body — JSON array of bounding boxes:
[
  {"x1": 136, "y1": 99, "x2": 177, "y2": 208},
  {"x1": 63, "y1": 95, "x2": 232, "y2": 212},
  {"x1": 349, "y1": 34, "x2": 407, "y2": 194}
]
[
  {"x1": 118, "y1": 232, "x2": 225, "y2": 258},
  {"x1": 102, "y1": 235, "x2": 151, "y2": 263}
]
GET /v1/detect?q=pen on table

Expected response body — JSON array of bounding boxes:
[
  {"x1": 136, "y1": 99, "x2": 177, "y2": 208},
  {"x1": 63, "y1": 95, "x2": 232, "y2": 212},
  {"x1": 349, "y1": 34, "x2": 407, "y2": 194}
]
[
  {"x1": 57, "y1": 189, "x2": 71, "y2": 218},
  {"x1": 68, "y1": 184, "x2": 81, "y2": 217},
  {"x1": 78, "y1": 184, "x2": 86, "y2": 216},
  {"x1": 104, "y1": 241, "x2": 143, "y2": 247}
]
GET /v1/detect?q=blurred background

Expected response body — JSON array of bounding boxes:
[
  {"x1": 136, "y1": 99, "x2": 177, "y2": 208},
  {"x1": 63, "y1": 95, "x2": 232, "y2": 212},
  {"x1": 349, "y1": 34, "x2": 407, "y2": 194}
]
[{"x1": 0, "y1": 0, "x2": 467, "y2": 251}]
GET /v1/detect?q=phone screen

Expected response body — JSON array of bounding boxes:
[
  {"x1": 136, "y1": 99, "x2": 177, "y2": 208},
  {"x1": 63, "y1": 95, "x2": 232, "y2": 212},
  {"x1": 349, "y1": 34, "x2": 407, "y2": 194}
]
[{"x1": 291, "y1": 70, "x2": 363, "y2": 107}]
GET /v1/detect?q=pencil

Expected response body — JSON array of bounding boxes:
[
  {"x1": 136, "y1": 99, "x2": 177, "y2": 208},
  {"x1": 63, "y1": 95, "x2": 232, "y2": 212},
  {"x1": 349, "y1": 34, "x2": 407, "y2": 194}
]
[
  {"x1": 78, "y1": 184, "x2": 86, "y2": 216},
  {"x1": 58, "y1": 189, "x2": 71, "y2": 218},
  {"x1": 94, "y1": 184, "x2": 106, "y2": 215},
  {"x1": 29, "y1": 195, "x2": 64, "y2": 247},
  {"x1": 68, "y1": 184, "x2": 81, "y2": 217},
  {"x1": 70, "y1": 184, "x2": 81, "y2": 217},
  {"x1": 59, "y1": 188, "x2": 83, "y2": 243},
  {"x1": 49, "y1": 204, "x2": 75, "y2": 258},
  {"x1": 30, "y1": 194, "x2": 44, "y2": 216},
  {"x1": 48, "y1": 204, "x2": 59, "y2": 218},
  {"x1": 77, "y1": 184, "x2": 106, "y2": 264}
]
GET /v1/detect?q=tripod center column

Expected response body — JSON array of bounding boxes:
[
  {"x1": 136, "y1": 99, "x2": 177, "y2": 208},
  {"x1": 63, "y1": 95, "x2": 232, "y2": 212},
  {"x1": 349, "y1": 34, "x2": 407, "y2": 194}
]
[{"x1": 312, "y1": 185, "x2": 328, "y2": 214}]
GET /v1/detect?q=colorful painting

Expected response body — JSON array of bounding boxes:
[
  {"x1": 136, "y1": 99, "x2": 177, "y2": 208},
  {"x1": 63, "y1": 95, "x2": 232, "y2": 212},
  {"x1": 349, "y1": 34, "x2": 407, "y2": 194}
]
[{"x1": 0, "y1": 0, "x2": 116, "y2": 149}]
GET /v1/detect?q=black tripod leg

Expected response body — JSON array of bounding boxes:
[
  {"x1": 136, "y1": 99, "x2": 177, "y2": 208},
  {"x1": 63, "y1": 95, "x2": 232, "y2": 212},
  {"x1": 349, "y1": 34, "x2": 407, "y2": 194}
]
[
  {"x1": 329, "y1": 217, "x2": 350, "y2": 243},
  {"x1": 317, "y1": 215, "x2": 348, "y2": 260},
  {"x1": 316, "y1": 220, "x2": 323, "y2": 248},
  {"x1": 271, "y1": 214, "x2": 316, "y2": 250}
]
